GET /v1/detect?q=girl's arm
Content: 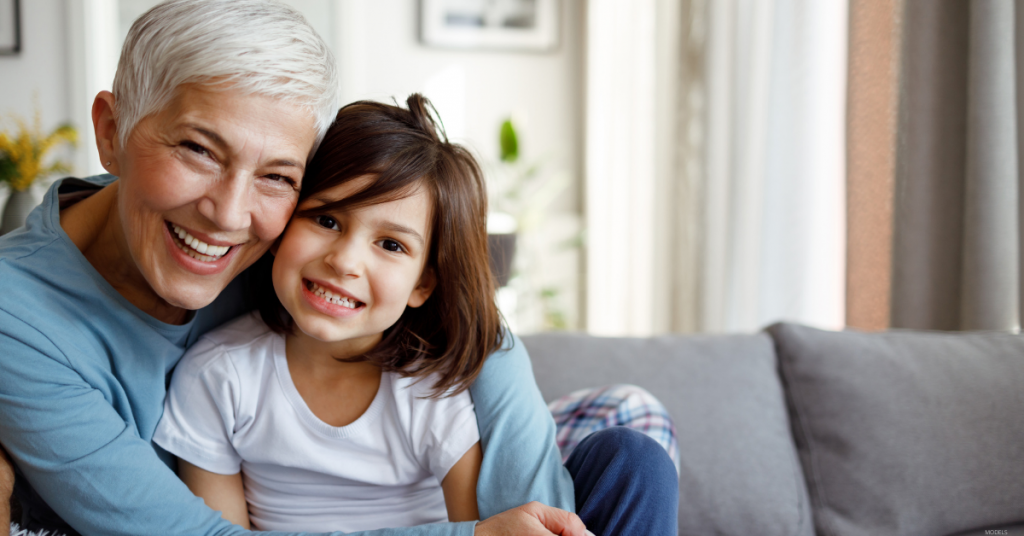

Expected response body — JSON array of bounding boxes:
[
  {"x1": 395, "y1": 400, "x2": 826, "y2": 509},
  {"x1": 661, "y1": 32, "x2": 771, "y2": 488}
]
[
  {"x1": 177, "y1": 458, "x2": 251, "y2": 529},
  {"x1": 440, "y1": 442, "x2": 481, "y2": 522}
]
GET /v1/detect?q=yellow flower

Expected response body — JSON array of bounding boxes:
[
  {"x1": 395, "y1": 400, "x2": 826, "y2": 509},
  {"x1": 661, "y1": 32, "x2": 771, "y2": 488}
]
[{"x1": 0, "y1": 108, "x2": 77, "y2": 192}]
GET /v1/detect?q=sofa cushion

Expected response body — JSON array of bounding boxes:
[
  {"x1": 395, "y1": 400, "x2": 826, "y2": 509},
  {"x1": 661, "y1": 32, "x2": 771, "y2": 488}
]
[
  {"x1": 522, "y1": 332, "x2": 813, "y2": 536},
  {"x1": 768, "y1": 323, "x2": 1024, "y2": 536}
]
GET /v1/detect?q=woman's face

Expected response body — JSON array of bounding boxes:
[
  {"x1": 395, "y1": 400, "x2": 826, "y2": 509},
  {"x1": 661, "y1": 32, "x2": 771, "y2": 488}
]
[{"x1": 111, "y1": 84, "x2": 318, "y2": 311}]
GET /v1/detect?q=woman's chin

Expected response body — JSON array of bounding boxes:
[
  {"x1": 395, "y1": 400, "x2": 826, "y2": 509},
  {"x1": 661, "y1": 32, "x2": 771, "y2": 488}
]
[{"x1": 149, "y1": 276, "x2": 231, "y2": 313}]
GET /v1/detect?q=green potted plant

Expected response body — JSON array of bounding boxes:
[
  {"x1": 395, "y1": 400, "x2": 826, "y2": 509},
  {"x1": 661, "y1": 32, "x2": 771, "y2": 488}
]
[{"x1": 0, "y1": 109, "x2": 76, "y2": 235}]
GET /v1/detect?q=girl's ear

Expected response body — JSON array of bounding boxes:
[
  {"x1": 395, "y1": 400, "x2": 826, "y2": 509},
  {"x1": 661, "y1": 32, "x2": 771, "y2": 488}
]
[{"x1": 407, "y1": 267, "x2": 436, "y2": 308}]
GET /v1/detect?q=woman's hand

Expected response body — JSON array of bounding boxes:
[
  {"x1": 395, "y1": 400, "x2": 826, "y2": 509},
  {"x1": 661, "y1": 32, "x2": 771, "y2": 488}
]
[
  {"x1": 1, "y1": 446, "x2": 14, "y2": 536},
  {"x1": 474, "y1": 502, "x2": 588, "y2": 536}
]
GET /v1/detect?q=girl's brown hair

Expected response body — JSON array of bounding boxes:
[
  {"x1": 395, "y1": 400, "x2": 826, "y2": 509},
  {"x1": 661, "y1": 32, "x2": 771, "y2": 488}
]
[{"x1": 252, "y1": 94, "x2": 505, "y2": 396}]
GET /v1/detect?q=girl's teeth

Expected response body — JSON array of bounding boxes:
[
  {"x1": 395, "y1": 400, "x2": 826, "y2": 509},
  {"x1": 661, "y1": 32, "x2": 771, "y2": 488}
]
[
  {"x1": 310, "y1": 282, "x2": 359, "y2": 309},
  {"x1": 170, "y1": 224, "x2": 231, "y2": 260}
]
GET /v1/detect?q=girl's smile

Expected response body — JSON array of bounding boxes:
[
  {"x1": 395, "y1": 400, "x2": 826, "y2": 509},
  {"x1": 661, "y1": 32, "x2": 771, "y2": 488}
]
[
  {"x1": 271, "y1": 175, "x2": 436, "y2": 355},
  {"x1": 302, "y1": 277, "x2": 365, "y2": 316}
]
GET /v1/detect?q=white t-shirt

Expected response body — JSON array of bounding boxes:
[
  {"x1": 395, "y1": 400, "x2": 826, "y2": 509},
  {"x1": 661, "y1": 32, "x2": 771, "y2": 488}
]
[{"x1": 153, "y1": 313, "x2": 480, "y2": 533}]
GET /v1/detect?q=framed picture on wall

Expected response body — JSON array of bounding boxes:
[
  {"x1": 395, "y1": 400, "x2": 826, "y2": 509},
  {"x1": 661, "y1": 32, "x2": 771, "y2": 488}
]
[
  {"x1": 420, "y1": 0, "x2": 559, "y2": 52},
  {"x1": 0, "y1": 0, "x2": 20, "y2": 55}
]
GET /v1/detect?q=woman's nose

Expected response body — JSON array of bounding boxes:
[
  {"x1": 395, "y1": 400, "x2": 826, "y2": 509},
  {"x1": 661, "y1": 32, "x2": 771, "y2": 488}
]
[{"x1": 196, "y1": 173, "x2": 252, "y2": 232}]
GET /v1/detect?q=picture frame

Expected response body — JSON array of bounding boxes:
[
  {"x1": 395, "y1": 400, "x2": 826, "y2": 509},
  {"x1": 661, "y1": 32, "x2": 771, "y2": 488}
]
[
  {"x1": 0, "y1": 0, "x2": 20, "y2": 56},
  {"x1": 420, "y1": 0, "x2": 559, "y2": 52}
]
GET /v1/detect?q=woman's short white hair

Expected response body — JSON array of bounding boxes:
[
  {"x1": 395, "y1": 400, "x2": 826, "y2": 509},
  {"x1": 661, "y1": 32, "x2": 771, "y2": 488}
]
[{"x1": 113, "y1": 0, "x2": 339, "y2": 155}]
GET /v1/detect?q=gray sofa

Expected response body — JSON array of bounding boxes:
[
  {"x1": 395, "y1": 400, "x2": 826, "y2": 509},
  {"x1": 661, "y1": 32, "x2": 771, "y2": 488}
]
[{"x1": 522, "y1": 322, "x2": 1024, "y2": 536}]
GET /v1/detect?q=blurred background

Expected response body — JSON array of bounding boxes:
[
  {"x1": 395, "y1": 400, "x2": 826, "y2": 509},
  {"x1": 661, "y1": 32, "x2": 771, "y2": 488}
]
[{"x1": 2, "y1": 0, "x2": 1022, "y2": 336}]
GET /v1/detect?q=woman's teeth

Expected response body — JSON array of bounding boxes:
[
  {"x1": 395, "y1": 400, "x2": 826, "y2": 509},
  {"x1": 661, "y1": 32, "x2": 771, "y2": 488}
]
[
  {"x1": 309, "y1": 281, "x2": 360, "y2": 309},
  {"x1": 170, "y1": 223, "x2": 231, "y2": 262}
]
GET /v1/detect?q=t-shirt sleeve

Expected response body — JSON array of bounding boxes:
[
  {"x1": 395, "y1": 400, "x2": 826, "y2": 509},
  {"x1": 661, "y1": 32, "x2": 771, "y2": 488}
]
[
  {"x1": 153, "y1": 338, "x2": 245, "y2": 475},
  {"x1": 415, "y1": 387, "x2": 480, "y2": 481}
]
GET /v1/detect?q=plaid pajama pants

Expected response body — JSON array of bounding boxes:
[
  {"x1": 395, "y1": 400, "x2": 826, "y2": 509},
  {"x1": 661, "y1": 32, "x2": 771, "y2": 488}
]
[{"x1": 548, "y1": 384, "x2": 680, "y2": 475}]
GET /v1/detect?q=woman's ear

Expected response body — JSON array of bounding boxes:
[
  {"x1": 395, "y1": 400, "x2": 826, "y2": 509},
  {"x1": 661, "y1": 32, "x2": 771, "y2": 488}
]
[
  {"x1": 92, "y1": 91, "x2": 121, "y2": 176},
  {"x1": 407, "y1": 267, "x2": 436, "y2": 308}
]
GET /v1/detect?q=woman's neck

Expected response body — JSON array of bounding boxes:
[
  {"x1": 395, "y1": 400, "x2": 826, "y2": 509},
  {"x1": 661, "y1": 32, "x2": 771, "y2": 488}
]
[
  {"x1": 285, "y1": 330, "x2": 384, "y2": 427},
  {"x1": 60, "y1": 181, "x2": 190, "y2": 325}
]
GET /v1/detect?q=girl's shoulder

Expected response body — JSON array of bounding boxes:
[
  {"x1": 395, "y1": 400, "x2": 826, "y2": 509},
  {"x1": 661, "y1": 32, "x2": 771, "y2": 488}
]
[
  {"x1": 197, "y1": 311, "x2": 275, "y2": 349},
  {"x1": 177, "y1": 312, "x2": 282, "y2": 381},
  {"x1": 388, "y1": 372, "x2": 475, "y2": 416}
]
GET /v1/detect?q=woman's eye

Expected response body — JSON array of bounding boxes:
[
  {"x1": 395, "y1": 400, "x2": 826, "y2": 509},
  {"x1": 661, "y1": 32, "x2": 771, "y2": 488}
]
[
  {"x1": 265, "y1": 174, "x2": 297, "y2": 187},
  {"x1": 380, "y1": 239, "x2": 404, "y2": 253},
  {"x1": 315, "y1": 215, "x2": 339, "y2": 230},
  {"x1": 182, "y1": 141, "x2": 210, "y2": 158}
]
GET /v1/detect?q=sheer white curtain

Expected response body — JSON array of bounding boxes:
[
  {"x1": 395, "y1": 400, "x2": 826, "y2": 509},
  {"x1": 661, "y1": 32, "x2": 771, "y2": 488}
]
[{"x1": 585, "y1": 0, "x2": 848, "y2": 335}]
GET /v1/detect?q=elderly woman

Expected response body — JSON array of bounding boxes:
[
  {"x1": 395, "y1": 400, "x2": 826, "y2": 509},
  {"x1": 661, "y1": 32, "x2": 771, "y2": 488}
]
[{"x1": 0, "y1": 1, "x2": 678, "y2": 535}]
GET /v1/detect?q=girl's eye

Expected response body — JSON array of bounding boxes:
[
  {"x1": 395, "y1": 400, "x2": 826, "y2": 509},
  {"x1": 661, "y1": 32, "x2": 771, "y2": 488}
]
[
  {"x1": 315, "y1": 215, "x2": 339, "y2": 230},
  {"x1": 380, "y1": 239, "x2": 404, "y2": 253}
]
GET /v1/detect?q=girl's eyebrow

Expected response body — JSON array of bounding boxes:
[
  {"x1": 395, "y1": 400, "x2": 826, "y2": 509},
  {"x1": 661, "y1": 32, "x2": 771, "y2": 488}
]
[
  {"x1": 303, "y1": 198, "x2": 425, "y2": 246},
  {"x1": 378, "y1": 221, "x2": 424, "y2": 247}
]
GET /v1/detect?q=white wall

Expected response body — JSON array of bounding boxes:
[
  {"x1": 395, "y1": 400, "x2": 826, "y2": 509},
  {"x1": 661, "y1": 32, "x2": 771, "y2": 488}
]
[{"x1": 0, "y1": 0, "x2": 75, "y2": 207}]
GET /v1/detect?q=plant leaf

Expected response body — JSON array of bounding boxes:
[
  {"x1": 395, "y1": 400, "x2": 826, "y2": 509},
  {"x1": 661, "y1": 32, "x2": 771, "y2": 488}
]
[{"x1": 499, "y1": 119, "x2": 519, "y2": 163}]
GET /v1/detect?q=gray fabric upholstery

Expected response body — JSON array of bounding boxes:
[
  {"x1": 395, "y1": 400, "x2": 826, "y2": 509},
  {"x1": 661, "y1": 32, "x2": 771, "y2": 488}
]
[
  {"x1": 522, "y1": 332, "x2": 813, "y2": 536},
  {"x1": 768, "y1": 323, "x2": 1024, "y2": 536}
]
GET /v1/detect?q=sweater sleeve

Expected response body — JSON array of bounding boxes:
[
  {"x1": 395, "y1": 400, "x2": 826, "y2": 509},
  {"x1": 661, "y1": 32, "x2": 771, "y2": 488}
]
[
  {"x1": 470, "y1": 334, "x2": 577, "y2": 518},
  {"x1": 0, "y1": 309, "x2": 476, "y2": 536}
]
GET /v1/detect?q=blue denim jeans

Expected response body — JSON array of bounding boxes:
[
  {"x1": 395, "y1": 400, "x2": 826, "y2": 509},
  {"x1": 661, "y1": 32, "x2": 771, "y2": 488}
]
[{"x1": 565, "y1": 426, "x2": 679, "y2": 536}]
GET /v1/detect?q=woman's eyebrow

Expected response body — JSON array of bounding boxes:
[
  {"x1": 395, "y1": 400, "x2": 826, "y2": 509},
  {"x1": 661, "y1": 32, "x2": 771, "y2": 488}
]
[
  {"x1": 184, "y1": 124, "x2": 226, "y2": 147},
  {"x1": 185, "y1": 123, "x2": 304, "y2": 170}
]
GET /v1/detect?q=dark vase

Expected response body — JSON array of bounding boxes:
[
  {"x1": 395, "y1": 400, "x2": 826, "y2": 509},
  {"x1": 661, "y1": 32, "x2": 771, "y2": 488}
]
[
  {"x1": 487, "y1": 233, "x2": 517, "y2": 288},
  {"x1": 1, "y1": 188, "x2": 43, "y2": 235}
]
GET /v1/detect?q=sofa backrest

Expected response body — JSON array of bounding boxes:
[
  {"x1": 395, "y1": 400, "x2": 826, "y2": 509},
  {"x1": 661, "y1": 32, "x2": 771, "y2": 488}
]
[
  {"x1": 523, "y1": 331, "x2": 814, "y2": 536},
  {"x1": 768, "y1": 323, "x2": 1024, "y2": 536}
]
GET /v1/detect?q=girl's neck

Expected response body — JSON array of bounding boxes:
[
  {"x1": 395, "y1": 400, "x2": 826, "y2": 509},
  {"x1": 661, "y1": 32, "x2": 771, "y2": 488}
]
[
  {"x1": 286, "y1": 329, "x2": 383, "y2": 369},
  {"x1": 285, "y1": 330, "x2": 384, "y2": 428}
]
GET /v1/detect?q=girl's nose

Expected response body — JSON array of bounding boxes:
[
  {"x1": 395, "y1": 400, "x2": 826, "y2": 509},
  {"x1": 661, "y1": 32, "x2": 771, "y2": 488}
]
[{"x1": 323, "y1": 239, "x2": 364, "y2": 278}]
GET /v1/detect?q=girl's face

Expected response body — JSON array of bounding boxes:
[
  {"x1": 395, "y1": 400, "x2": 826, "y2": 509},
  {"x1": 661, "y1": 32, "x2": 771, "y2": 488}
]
[{"x1": 271, "y1": 175, "x2": 436, "y2": 351}]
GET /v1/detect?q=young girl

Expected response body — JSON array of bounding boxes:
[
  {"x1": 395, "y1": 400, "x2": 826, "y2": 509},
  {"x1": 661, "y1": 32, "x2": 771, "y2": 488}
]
[{"x1": 153, "y1": 94, "x2": 503, "y2": 532}]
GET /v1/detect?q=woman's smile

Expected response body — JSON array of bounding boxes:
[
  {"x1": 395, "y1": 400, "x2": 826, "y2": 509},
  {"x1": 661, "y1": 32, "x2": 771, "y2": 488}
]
[{"x1": 168, "y1": 222, "x2": 235, "y2": 260}]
